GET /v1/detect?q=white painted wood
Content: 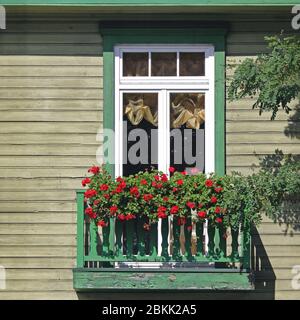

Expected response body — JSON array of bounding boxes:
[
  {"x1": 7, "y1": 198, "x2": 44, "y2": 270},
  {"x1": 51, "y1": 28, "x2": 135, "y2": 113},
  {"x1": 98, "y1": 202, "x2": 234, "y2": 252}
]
[{"x1": 114, "y1": 44, "x2": 215, "y2": 260}]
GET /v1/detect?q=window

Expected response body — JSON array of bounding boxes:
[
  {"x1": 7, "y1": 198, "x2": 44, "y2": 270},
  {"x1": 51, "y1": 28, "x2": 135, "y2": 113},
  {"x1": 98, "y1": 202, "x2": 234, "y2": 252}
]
[{"x1": 114, "y1": 45, "x2": 215, "y2": 177}]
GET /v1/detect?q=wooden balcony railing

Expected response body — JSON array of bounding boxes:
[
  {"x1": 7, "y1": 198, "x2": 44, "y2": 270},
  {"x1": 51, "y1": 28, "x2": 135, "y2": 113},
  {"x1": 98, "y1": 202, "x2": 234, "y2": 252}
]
[{"x1": 74, "y1": 190, "x2": 253, "y2": 291}]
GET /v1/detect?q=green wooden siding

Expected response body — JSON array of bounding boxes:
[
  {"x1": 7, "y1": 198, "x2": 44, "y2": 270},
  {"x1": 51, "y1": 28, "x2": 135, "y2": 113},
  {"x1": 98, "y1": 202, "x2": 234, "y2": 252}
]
[{"x1": 0, "y1": 15, "x2": 299, "y2": 300}]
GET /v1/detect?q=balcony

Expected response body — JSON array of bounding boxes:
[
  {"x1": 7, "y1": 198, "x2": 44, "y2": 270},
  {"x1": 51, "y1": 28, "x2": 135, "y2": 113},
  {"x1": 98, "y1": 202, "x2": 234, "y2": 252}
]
[{"x1": 73, "y1": 190, "x2": 254, "y2": 291}]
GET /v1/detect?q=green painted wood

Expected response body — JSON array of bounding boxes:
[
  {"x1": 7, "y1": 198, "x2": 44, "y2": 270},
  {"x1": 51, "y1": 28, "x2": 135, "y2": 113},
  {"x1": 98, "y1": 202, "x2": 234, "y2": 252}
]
[
  {"x1": 242, "y1": 221, "x2": 251, "y2": 270},
  {"x1": 109, "y1": 217, "x2": 115, "y2": 253},
  {"x1": 126, "y1": 220, "x2": 134, "y2": 258},
  {"x1": 115, "y1": 219, "x2": 123, "y2": 258},
  {"x1": 137, "y1": 216, "x2": 146, "y2": 257},
  {"x1": 149, "y1": 222, "x2": 158, "y2": 258},
  {"x1": 2, "y1": 0, "x2": 297, "y2": 6},
  {"x1": 230, "y1": 227, "x2": 240, "y2": 260},
  {"x1": 102, "y1": 220, "x2": 110, "y2": 256},
  {"x1": 218, "y1": 225, "x2": 227, "y2": 258},
  {"x1": 184, "y1": 218, "x2": 192, "y2": 260},
  {"x1": 83, "y1": 255, "x2": 239, "y2": 263},
  {"x1": 172, "y1": 218, "x2": 181, "y2": 260},
  {"x1": 76, "y1": 190, "x2": 85, "y2": 268},
  {"x1": 89, "y1": 220, "x2": 98, "y2": 258},
  {"x1": 101, "y1": 26, "x2": 227, "y2": 177},
  {"x1": 196, "y1": 222, "x2": 204, "y2": 256},
  {"x1": 73, "y1": 268, "x2": 254, "y2": 292},
  {"x1": 207, "y1": 224, "x2": 216, "y2": 259},
  {"x1": 161, "y1": 218, "x2": 169, "y2": 259}
]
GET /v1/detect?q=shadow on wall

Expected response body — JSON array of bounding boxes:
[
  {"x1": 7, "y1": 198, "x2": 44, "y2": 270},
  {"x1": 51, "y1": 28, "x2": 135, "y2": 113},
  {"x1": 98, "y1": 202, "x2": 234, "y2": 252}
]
[
  {"x1": 251, "y1": 229, "x2": 276, "y2": 300},
  {"x1": 257, "y1": 150, "x2": 300, "y2": 233},
  {"x1": 284, "y1": 104, "x2": 300, "y2": 140}
]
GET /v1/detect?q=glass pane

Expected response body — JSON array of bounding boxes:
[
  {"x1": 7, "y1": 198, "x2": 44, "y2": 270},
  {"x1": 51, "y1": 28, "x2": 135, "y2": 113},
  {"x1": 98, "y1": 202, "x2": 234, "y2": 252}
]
[
  {"x1": 151, "y1": 52, "x2": 177, "y2": 76},
  {"x1": 123, "y1": 52, "x2": 148, "y2": 77},
  {"x1": 170, "y1": 93, "x2": 205, "y2": 174},
  {"x1": 123, "y1": 93, "x2": 158, "y2": 176},
  {"x1": 179, "y1": 52, "x2": 205, "y2": 76}
]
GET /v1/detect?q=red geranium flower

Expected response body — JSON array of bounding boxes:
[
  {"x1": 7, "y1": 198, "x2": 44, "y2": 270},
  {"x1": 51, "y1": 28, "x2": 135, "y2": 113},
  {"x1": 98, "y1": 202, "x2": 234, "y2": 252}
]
[
  {"x1": 116, "y1": 176, "x2": 124, "y2": 183},
  {"x1": 172, "y1": 187, "x2": 178, "y2": 192},
  {"x1": 215, "y1": 206, "x2": 221, "y2": 214},
  {"x1": 143, "y1": 194, "x2": 153, "y2": 202},
  {"x1": 163, "y1": 197, "x2": 169, "y2": 202},
  {"x1": 169, "y1": 167, "x2": 176, "y2": 173},
  {"x1": 211, "y1": 196, "x2": 218, "y2": 204},
  {"x1": 110, "y1": 205, "x2": 118, "y2": 215},
  {"x1": 157, "y1": 206, "x2": 167, "y2": 213},
  {"x1": 157, "y1": 212, "x2": 168, "y2": 219},
  {"x1": 125, "y1": 213, "x2": 136, "y2": 221},
  {"x1": 100, "y1": 184, "x2": 109, "y2": 191},
  {"x1": 93, "y1": 199, "x2": 100, "y2": 206},
  {"x1": 84, "y1": 189, "x2": 97, "y2": 198},
  {"x1": 81, "y1": 177, "x2": 91, "y2": 187},
  {"x1": 103, "y1": 194, "x2": 110, "y2": 200},
  {"x1": 197, "y1": 211, "x2": 207, "y2": 219},
  {"x1": 118, "y1": 181, "x2": 126, "y2": 189},
  {"x1": 176, "y1": 179, "x2": 183, "y2": 186},
  {"x1": 215, "y1": 187, "x2": 223, "y2": 193},
  {"x1": 170, "y1": 205, "x2": 179, "y2": 215},
  {"x1": 205, "y1": 179, "x2": 214, "y2": 188},
  {"x1": 140, "y1": 179, "x2": 147, "y2": 185},
  {"x1": 152, "y1": 181, "x2": 157, "y2": 187},
  {"x1": 88, "y1": 166, "x2": 100, "y2": 175},
  {"x1": 161, "y1": 174, "x2": 168, "y2": 182},
  {"x1": 216, "y1": 217, "x2": 223, "y2": 224},
  {"x1": 181, "y1": 171, "x2": 187, "y2": 175},
  {"x1": 154, "y1": 175, "x2": 160, "y2": 181},
  {"x1": 130, "y1": 186, "x2": 139, "y2": 196},
  {"x1": 118, "y1": 214, "x2": 126, "y2": 221},
  {"x1": 85, "y1": 207, "x2": 97, "y2": 219},
  {"x1": 115, "y1": 187, "x2": 123, "y2": 193},
  {"x1": 156, "y1": 183, "x2": 163, "y2": 189},
  {"x1": 186, "y1": 201, "x2": 196, "y2": 209},
  {"x1": 97, "y1": 220, "x2": 107, "y2": 227}
]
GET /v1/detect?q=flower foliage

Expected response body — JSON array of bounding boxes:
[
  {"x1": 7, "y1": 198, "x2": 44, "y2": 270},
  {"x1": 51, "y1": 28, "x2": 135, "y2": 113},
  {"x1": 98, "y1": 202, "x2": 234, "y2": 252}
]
[
  {"x1": 82, "y1": 160, "x2": 300, "y2": 230},
  {"x1": 82, "y1": 166, "x2": 226, "y2": 228},
  {"x1": 228, "y1": 34, "x2": 300, "y2": 120}
]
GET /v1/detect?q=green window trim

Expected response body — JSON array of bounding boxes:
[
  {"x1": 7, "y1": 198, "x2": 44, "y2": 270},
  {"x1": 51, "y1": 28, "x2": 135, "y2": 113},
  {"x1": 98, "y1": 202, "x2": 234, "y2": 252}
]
[{"x1": 102, "y1": 25, "x2": 227, "y2": 176}]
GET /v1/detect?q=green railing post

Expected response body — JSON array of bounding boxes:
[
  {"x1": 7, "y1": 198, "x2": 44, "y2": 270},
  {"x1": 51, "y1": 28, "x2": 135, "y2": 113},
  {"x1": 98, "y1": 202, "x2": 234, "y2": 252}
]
[
  {"x1": 242, "y1": 220, "x2": 251, "y2": 270},
  {"x1": 76, "y1": 190, "x2": 85, "y2": 268}
]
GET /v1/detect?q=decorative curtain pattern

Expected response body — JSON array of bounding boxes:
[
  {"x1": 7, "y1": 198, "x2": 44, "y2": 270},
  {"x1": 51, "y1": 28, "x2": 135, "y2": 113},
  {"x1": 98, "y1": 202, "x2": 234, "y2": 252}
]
[{"x1": 124, "y1": 93, "x2": 205, "y2": 129}]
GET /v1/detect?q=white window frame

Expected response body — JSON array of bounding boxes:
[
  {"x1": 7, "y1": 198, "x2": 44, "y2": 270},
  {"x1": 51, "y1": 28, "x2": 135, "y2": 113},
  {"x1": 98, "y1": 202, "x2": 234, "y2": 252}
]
[{"x1": 114, "y1": 44, "x2": 215, "y2": 178}]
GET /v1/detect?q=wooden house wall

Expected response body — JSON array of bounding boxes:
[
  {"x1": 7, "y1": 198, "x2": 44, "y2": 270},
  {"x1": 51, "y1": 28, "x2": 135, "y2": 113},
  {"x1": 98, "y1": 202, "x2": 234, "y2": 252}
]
[{"x1": 0, "y1": 15, "x2": 299, "y2": 299}]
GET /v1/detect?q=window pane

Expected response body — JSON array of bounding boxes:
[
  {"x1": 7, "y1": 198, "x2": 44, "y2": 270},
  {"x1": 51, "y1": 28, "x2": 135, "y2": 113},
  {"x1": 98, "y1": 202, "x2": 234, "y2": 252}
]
[
  {"x1": 123, "y1": 93, "x2": 158, "y2": 176},
  {"x1": 170, "y1": 93, "x2": 205, "y2": 174},
  {"x1": 123, "y1": 52, "x2": 148, "y2": 77},
  {"x1": 151, "y1": 52, "x2": 177, "y2": 76},
  {"x1": 179, "y1": 52, "x2": 205, "y2": 76}
]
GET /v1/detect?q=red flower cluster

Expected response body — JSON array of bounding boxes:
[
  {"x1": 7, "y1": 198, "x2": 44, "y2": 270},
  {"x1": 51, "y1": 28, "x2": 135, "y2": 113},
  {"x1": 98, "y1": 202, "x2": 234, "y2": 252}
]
[
  {"x1": 143, "y1": 194, "x2": 153, "y2": 202},
  {"x1": 85, "y1": 207, "x2": 96, "y2": 219},
  {"x1": 170, "y1": 205, "x2": 179, "y2": 215},
  {"x1": 84, "y1": 189, "x2": 97, "y2": 199},
  {"x1": 88, "y1": 166, "x2": 100, "y2": 175},
  {"x1": 118, "y1": 213, "x2": 136, "y2": 221},
  {"x1": 157, "y1": 206, "x2": 167, "y2": 219},
  {"x1": 205, "y1": 179, "x2": 214, "y2": 188},
  {"x1": 81, "y1": 177, "x2": 91, "y2": 187}
]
